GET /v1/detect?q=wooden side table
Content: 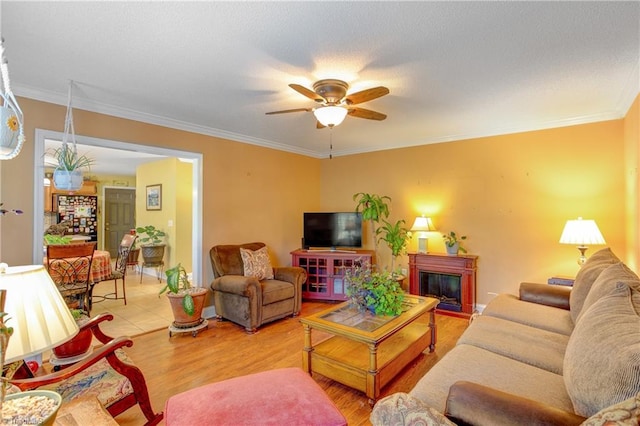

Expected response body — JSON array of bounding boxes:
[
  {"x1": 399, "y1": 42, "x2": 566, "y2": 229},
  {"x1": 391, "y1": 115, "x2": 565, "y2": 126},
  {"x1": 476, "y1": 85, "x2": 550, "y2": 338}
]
[{"x1": 54, "y1": 396, "x2": 117, "y2": 426}]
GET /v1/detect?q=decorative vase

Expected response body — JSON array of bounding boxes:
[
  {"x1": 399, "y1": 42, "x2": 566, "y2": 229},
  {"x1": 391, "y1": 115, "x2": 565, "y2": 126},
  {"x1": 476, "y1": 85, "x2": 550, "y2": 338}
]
[
  {"x1": 167, "y1": 287, "x2": 207, "y2": 328},
  {"x1": 446, "y1": 243, "x2": 459, "y2": 256},
  {"x1": 53, "y1": 169, "x2": 83, "y2": 191},
  {"x1": 52, "y1": 328, "x2": 92, "y2": 358}
]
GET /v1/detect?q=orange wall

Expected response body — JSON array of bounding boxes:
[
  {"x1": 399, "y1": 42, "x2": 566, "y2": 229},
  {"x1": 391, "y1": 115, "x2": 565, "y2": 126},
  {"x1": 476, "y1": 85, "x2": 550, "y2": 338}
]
[
  {"x1": 624, "y1": 94, "x2": 640, "y2": 271},
  {"x1": 319, "y1": 120, "x2": 628, "y2": 305},
  {"x1": 0, "y1": 95, "x2": 638, "y2": 309},
  {"x1": 0, "y1": 97, "x2": 322, "y2": 286}
]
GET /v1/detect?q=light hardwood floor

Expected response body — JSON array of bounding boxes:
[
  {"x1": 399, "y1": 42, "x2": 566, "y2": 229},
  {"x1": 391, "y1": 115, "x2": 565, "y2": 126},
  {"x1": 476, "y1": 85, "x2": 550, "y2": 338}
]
[{"x1": 94, "y1": 295, "x2": 469, "y2": 426}]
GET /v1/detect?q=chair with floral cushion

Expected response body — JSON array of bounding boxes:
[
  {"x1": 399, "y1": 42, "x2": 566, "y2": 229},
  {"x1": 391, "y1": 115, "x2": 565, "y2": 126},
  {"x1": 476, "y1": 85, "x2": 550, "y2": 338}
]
[
  {"x1": 10, "y1": 313, "x2": 163, "y2": 426},
  {"x1": 209, "y1": 242, "x2": 306, "y2": 333}
]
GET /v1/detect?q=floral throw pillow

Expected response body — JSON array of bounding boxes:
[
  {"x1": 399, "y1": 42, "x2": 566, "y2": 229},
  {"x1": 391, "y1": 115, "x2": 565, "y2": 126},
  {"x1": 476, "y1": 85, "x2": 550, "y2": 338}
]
[
  {"x1": 240, "y1": 246, "x2": 274, "y2": 280},
  {"x1": 582, "y1": 392, "x2": 640, "y2": 425},
  {"x1": 370, "y1": 392, "x2": 456, "y2": 426}
]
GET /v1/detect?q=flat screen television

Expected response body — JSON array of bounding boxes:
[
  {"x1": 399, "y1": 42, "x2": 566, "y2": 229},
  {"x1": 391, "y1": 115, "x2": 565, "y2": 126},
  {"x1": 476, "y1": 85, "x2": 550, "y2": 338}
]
[{"x1": 303, "y1": 212, "x2": 362, "y2": 250}]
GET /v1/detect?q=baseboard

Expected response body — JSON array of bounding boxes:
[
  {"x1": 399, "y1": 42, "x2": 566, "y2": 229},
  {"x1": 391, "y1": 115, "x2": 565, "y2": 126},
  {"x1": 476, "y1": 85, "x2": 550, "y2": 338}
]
[{"x1": 203, "y1": 305, "x2": 217, "y2": 319}]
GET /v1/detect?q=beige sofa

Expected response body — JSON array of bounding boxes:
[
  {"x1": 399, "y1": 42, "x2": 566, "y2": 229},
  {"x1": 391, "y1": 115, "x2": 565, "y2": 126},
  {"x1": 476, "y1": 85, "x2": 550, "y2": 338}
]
[{"x1": 371, "y1": 248, "x2": 640, "y2": 425}]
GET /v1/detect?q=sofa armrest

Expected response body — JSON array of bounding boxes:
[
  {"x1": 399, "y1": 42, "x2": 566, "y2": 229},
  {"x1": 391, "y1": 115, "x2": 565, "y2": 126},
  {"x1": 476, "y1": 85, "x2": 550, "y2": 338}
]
[
  {"x1": 274, "y1": 267, "x2": 306, "y2": 314},
  {"x1": 211, "y1": 275, "x2": 261, "y2": 296},
  {"x1": 445, "y1": 381, "x2": 585, "y2": 426},
  {"x1": 274, "y1": 267, "x2": 306, "y2": 286},
  {"x1": 519, "y1": 282, "x2": 571, "y2": 310}
]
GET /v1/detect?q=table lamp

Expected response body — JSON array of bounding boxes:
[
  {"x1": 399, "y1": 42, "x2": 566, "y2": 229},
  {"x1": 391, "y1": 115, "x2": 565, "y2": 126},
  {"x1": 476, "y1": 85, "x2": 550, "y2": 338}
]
[
  {"x1": 559, "y1": 217, "x2": 606, "y2": 265},
  {"x1": 0, "y1": 264, "x2": 79, "y2": 365},
  {"x1": 410, "y1": 216, "x2": 436, "y2": 253}
]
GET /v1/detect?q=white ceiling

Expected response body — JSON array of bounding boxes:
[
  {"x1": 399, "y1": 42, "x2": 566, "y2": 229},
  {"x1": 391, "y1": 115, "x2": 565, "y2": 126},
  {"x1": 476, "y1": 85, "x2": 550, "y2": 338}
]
[{"x1": 2, "y1": 1, "x2": 639, "y2": 160}]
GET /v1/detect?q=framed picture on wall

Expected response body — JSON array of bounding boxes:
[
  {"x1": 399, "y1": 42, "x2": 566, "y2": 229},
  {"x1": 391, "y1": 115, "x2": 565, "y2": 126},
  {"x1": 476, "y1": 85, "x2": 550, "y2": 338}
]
[{"x1": 146, "y1": 184, "x2": 162, "y2": 211}]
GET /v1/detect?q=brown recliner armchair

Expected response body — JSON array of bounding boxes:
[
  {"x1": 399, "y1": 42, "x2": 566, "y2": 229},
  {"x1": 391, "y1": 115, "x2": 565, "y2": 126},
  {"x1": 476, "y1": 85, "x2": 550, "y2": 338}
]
[{"x1": 209, "y1": 242, "x2": 306, "y2": 333}]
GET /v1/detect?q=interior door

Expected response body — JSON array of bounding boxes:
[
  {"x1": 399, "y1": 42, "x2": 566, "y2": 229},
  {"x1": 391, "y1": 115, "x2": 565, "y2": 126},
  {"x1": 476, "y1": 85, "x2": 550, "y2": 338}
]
[{"x1": 105, "y1": 188, "x2": 136, "y2": 258}]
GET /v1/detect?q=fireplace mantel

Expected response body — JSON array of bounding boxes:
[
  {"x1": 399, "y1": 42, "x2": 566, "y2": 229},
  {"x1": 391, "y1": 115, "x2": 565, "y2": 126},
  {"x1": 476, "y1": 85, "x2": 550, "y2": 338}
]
[{"x1": 408, "y1": 252, "x2": 478, "y2": 318}]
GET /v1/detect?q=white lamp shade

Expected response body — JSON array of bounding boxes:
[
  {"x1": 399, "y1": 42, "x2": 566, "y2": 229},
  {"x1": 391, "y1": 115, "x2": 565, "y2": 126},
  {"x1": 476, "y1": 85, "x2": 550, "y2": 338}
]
[
  {"x1": 410, "y1": 216, "x2": 436, "y2": 232},
  {"x1": 0, "y1": 265, "x2": 79, "y2": 363},
  {"x1": 313, "y1": 106, "x2": 348, "y2": 127},
  {"x1": 559, "y1": 218, "x2": 606, "y2": 245}
]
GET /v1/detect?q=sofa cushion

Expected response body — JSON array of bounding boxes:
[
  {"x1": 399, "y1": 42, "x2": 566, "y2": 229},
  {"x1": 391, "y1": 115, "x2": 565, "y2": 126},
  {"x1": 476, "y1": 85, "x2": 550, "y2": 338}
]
[
  {"x1": 457, "y1": 315, "x2": 569, "y2": 374},
  {"x1": 410, "y1": 344, "x2": 573, "y2": 414},
  {"x1": 481, "y1": 294, "x2": 574, "y2": 335},
  {"x1": 564, "y1": 282, "x2": 640, "y2": 417},
  {"x1": 261, "y1": 279, "x2": 294, "y2": 304},
  {"x1": 370, "y1": 392, "x2": 455, "y2": 426},
  {"x1": 581, "y1": 392, "x2": 640, "y2": 426},
  {"x1": 570, "y1": 247, "x2": 620, "y2": 324},
  {"x1": 240, "y1": 246, "x2": 274, "y2": 280},
  {"x1": 577, "y1": 262, "x2": 640, "y2": 323}
]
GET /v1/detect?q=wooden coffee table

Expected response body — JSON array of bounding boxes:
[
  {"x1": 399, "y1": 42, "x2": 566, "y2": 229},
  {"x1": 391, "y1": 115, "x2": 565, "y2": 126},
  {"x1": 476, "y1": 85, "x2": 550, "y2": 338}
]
[{"x1": 300, "y1": 294, "x2": 438, "y2": 404}]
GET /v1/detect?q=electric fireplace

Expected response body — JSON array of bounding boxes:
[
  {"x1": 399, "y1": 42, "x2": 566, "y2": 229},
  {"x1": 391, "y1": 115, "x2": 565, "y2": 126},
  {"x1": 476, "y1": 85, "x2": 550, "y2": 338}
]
[{"x1": 409, "y1": 252, "x2": 477, "y2": 318}]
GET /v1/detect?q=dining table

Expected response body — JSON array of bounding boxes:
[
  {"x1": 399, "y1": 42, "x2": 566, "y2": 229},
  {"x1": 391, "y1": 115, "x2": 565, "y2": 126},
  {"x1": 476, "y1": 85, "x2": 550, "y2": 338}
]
[{"x1": 45, "y1": 249, "x2": 113, "y2": 284}]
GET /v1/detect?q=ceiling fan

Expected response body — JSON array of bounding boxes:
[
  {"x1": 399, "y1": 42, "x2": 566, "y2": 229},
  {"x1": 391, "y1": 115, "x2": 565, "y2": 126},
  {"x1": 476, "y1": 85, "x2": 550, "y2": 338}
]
[{"x1": 266, "y1": 79, "x2": 389, "y2": 128}]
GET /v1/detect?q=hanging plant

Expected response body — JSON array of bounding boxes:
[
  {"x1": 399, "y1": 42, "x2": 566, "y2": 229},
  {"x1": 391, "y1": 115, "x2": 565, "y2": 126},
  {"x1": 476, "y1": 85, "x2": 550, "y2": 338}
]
[{"x1": 51, "y1": 81, "x2": 94, "y2": 191}]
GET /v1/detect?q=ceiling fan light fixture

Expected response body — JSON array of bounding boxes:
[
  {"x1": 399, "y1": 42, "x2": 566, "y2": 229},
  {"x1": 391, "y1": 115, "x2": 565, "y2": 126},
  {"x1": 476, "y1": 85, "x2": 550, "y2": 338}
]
[{"x1": 314, "y1": 106, "x2": 348, "y2": 127}]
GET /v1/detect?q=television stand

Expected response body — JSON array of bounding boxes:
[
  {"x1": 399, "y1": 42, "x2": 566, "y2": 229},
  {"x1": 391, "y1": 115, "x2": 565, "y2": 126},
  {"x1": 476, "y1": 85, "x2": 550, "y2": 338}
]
[{"x1": 292, "y1": 249, "x2": 374, "y2": 301}]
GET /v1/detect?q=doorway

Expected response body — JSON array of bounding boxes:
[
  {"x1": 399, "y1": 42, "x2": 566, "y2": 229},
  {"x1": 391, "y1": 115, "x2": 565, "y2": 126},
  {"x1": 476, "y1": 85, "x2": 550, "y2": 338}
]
[
  {"x1": 32, "y1": 128, "x2": 204, "y2": 287},
  {"x1": 104, "y1": 187, "x2": 136, "y2": 257}
]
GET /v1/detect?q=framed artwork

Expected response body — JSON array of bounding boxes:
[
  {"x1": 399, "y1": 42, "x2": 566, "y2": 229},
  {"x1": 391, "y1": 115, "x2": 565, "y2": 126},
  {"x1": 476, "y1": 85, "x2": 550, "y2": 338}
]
[{"x1": 146, "y1": 184, "x2": 162, "y2": 211}]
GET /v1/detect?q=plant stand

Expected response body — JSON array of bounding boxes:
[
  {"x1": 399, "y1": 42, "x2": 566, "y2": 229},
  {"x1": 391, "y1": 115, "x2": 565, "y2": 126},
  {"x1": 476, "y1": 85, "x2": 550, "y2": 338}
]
[{"x1": 168, "y1": 318, "x2": 208, "y2": 338}]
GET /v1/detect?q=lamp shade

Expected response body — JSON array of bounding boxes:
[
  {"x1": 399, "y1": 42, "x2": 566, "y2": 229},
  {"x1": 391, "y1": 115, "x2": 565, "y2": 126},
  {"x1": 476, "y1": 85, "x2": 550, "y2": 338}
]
[
  {"x1": 313, "y1": 106, "x2": 348, "y2": 127},
  {"x1": 559, "y1": 218, "x2": 606, "y2": 245},
  {"x1": 410, "y1": 216, "x2": 436, "y2": 232},
  {"x1": 0, "y1": 265, "x2": 78, "y2": 363}
]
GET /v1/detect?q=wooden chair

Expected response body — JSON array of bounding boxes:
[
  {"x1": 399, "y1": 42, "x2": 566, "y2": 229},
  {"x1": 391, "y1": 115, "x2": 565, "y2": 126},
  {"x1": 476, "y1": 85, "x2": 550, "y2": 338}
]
[
  {"x1": 10, "y1": 313, "x2": 163, "y2": 425},
  {"x1": 89, "y1": 235, "x2": 136, "y2": 310},
  {"x1": 46, "y1": 242, "x2": 96, "y2": 313}
]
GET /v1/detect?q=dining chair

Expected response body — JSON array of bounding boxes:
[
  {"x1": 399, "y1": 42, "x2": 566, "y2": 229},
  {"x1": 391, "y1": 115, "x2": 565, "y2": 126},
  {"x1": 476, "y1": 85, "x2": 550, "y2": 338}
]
[
  {"x1": 89, "y1": 234, "x2": 137, "y2": 309},
  {"x1": 46, "y1": 242, "x2": 97, "y2": 314}
]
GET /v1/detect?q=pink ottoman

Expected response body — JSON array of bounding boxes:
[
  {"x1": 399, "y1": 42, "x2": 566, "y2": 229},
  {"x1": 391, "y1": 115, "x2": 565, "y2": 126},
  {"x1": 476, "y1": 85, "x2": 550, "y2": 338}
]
[{"x1": 164, "y1": 367, "x2": 347, "y2": 426}]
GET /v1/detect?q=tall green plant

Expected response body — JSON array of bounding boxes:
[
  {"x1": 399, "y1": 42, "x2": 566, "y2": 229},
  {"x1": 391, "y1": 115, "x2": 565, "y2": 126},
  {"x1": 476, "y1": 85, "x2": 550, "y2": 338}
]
[
  {"x1": 377, "y1": 219, "x2": 411, "y2": 273},
  {"x1": 353, "y1": 193, "x2": 391, "y2": 261}
]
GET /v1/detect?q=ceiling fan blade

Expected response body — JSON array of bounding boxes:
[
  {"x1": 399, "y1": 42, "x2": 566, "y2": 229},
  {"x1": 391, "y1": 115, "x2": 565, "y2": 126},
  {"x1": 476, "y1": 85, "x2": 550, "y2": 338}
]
[
  {"x1": 265, "y1": 108, "x2": 312, "y2": 115},
  {"x1": 345, "y1": 86, "x2": 389, "y2": 105},
  {"x1": 289, "y1": 84, "x2": 325, "y2": 103},
  {"x1": 316, "y1": 121, "x2": 326, "y2": 129},
  {"x1": 348, "y1": 107, "x2": 387, "y2": 121}
]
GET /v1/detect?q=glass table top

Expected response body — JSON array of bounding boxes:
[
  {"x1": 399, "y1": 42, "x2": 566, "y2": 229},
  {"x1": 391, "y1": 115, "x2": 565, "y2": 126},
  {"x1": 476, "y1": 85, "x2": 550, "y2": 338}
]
[{"x1": 319, "y1": 296, "x2": 425, "y2": 332}]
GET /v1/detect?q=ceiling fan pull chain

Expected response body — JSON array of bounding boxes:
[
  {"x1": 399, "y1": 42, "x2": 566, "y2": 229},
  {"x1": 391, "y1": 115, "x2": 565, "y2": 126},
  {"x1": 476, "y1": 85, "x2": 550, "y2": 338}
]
[{"x1": 329, "y1": 128, "x2": 333, "y2": 160}]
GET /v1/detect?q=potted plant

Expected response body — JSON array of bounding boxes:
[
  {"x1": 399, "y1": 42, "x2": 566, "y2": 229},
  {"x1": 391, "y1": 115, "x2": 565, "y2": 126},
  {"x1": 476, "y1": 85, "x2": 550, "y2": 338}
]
[
  {"x1": 353, "y1": 192, "x2": 391, "y2": 264},
  {"x1": 345, "y1": 262, "x2": 405, "y2": 316},
  {"x1": 160, "y1": 263, "x2": 207, "y2": 328},
  {"x1": 135, "y1": 225, "x2": 166, "y2": 264},
  {"x1": 377, "y1": 219, "x2": 411, "y2": 275},
  {"x1": 443, "y1": 231, "x2": 467, "y2": 255},
  {"x1": 49, "y1": 146, "x2": 94, "y2": 191}
]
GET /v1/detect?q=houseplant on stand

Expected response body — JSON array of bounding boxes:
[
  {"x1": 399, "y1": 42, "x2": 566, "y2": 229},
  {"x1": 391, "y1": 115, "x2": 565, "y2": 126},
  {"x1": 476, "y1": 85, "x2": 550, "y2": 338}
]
[
  {"x1": 135, "y1": 225, "x2": 166, "y2": 264},
  {"x1": 345, "y1": 262, "x2": 405, "y2": 316},
  {"x1": 377, "y1": 219, "x2": 411, "y2": 276},
  {"x1": 443, "y1": 231, "x2": 467, "y2": 255},
  {"x1": 161, "y1": 263, "x2": 207, "y2": 330}
]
